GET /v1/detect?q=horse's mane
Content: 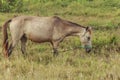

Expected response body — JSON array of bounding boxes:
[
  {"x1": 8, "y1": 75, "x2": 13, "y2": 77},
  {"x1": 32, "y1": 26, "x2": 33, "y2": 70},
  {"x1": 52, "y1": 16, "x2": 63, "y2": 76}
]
[
  {"x1": 53, "y1": 16, "x2": 86, "y2": 28},
  {"x1": 65, "y1": 20, "x2": 86, "y2": 28}
]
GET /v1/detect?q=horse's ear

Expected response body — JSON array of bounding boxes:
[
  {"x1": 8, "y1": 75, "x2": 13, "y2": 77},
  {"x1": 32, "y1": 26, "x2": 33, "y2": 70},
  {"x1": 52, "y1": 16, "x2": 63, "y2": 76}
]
[
  {"x1": 86, "y1": 26, "x2": 92, "y2": 31},
  {"x1": 86, "y1": 26, "x2": 92, "y2": 34},
  {"x1": 86, "y1": 27, "x2": 89, "y2": 31}
]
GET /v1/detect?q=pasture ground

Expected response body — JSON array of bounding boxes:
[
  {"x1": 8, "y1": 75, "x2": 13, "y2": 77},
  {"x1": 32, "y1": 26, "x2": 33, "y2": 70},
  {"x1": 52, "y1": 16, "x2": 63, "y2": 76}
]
[{"x1": 0, "y1": 0, "x2": 120, "y2": 80}]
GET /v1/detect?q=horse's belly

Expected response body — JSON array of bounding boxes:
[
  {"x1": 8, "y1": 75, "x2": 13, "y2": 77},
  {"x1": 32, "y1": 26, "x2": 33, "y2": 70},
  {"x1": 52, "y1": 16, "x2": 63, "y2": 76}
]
[
  {"x1": 24, "y1": 24, "x2": 53, "y2": 43},
  {"x1": 26, "y1": 32, "x2": 51, "y2": 43}
]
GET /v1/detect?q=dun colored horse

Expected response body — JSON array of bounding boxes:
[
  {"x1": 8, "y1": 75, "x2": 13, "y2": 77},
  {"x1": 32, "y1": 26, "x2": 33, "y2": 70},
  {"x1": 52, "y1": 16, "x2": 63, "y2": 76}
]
[{"x1": 2, "y1": 16, "x2": 92, "y2": 57}]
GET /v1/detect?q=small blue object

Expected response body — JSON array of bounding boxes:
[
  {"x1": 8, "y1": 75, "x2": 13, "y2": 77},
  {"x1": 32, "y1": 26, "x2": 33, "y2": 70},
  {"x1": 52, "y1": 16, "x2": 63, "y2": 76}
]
[{"x1": 85, "y1": 45, "x2": 92, "y2": 49}]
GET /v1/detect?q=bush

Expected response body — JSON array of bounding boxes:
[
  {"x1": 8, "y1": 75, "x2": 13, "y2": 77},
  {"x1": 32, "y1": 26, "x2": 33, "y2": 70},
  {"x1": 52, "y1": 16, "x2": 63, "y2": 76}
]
[{"x1": 0, "y1": 0, "x2": 23, "y2": 12}]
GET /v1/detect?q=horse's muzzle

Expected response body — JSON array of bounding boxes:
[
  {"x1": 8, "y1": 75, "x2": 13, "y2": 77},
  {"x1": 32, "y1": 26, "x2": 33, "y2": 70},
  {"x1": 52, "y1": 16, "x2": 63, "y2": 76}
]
[
  {"x1": 84, "y1": 45, "x2": 92, "y2": 53},
  {"x1": 85, "y1": 48, "x2": 91, "y2": 53}
]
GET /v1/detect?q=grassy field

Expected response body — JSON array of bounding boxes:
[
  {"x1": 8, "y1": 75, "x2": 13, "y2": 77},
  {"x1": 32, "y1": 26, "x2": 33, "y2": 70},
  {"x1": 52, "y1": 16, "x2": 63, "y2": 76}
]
[{"x1": 0, "y1": 0, "x2": 120, "y2": 80}]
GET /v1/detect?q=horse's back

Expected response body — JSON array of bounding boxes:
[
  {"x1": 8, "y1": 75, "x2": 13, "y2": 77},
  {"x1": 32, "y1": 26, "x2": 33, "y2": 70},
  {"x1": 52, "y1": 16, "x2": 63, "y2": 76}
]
[{"x1": 9, "y1": 16, "x2": 64, "y2": 42}]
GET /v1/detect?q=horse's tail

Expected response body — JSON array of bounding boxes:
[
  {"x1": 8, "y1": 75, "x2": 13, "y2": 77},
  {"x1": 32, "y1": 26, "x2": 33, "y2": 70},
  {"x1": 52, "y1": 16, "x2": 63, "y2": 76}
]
[{"x1": 2, "y1": 19, "x2": 12, "y2": 57}]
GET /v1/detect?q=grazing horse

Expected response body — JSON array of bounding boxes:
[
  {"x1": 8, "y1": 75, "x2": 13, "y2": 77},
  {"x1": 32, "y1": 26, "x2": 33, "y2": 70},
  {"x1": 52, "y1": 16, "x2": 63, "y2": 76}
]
[{"x1": 2, "y1": 16, "x2": 92, "y2": 58}]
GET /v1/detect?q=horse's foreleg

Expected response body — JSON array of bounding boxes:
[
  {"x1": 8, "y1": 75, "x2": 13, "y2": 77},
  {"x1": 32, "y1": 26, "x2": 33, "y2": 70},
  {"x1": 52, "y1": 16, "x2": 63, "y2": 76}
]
[
  {"x1": 51, "y1": 41, "x2": 60, "y2": 57},
  {"x1": 53, "y1": 48, "x2": 58, "y2": 56},
  {"x1": 21, "y1": 37, "x2": 27, "y2": 54}
]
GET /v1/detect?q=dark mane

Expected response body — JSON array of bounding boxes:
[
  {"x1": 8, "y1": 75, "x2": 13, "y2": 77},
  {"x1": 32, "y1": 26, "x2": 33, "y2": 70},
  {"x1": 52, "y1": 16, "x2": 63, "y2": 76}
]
[
  {"x1": 61, "y1": 18, "x2": 86, "y2": 28},
  {"x1": 67, "y1": 21, "x2": 86, "y2": 28},
  {"x1": 53, "y1": 16, "x2": 86, "y2": 28}
]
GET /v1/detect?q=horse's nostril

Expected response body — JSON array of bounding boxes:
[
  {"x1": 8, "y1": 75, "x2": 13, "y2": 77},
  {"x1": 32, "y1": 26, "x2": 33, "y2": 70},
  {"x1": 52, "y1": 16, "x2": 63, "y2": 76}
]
[
  {"x1": 88, "y1": 37, "x2": 90, "y2": 40},
  {"x1": 86, "y1": 48, "x2": 91, "y2": 53}
]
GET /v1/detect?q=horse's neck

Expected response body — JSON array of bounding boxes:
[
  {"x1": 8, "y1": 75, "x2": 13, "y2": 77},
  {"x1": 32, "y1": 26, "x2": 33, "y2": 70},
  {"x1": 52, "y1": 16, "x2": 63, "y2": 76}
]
[{"x1": 65, "y1": 25, "x2": 85, "y2": 36}]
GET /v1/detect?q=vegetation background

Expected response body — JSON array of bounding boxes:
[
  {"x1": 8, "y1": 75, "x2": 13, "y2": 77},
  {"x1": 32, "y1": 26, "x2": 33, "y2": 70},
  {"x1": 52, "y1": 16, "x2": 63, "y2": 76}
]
[{"x1": 0, "y1": 0, "x2": 120, "y2": 80}]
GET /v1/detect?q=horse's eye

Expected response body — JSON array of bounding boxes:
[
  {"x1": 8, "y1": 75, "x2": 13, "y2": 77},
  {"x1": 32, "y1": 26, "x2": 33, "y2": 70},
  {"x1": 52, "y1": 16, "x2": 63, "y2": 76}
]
[{"x1": 87, "y1": 37, "x2": 90, "y2": 40}]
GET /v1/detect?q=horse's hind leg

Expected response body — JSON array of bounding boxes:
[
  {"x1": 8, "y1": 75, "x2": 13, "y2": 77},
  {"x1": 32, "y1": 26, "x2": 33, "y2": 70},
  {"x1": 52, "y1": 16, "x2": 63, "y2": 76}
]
[
  {"x1": 8, "y1": 21, "x2": 24, "y2": 57},
  {"x1": 21, "y1": 36, "x2": 27, "y2": 54},
  {"x1": 8, "y1": 39, "x2": 19, "y2": 57},
  {"x1": 8, "y1": 42, "x2": 13, "y2": 56},
  {"x1": 8, "y1": 30, "x2": 24, "y2": 57}
]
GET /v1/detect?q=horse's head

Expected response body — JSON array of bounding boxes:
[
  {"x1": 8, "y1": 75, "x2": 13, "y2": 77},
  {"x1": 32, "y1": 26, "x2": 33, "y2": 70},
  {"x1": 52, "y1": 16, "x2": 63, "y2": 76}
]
[{"x1": 80, "y1": 27, "x2": 92, "y2": 53}]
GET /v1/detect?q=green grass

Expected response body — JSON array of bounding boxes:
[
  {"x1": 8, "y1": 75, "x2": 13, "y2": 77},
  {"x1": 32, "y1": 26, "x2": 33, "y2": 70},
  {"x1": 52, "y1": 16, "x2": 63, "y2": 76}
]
[{"x1": 0, "y1": 0, "x2": 120, "y2": 80}]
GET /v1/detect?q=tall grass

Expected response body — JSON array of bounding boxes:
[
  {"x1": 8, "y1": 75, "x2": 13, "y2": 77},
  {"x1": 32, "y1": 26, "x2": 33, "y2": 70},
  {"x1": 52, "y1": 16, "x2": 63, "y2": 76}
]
[{"x1": 0, "y1": 0, "x2": 120, "y2": 80}]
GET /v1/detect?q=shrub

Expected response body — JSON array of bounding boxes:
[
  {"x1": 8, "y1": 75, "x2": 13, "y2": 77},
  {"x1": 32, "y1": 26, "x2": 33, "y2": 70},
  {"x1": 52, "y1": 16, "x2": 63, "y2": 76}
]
[{"x1": 0, "y1": 0, "x2": 23, "y2": 12}]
